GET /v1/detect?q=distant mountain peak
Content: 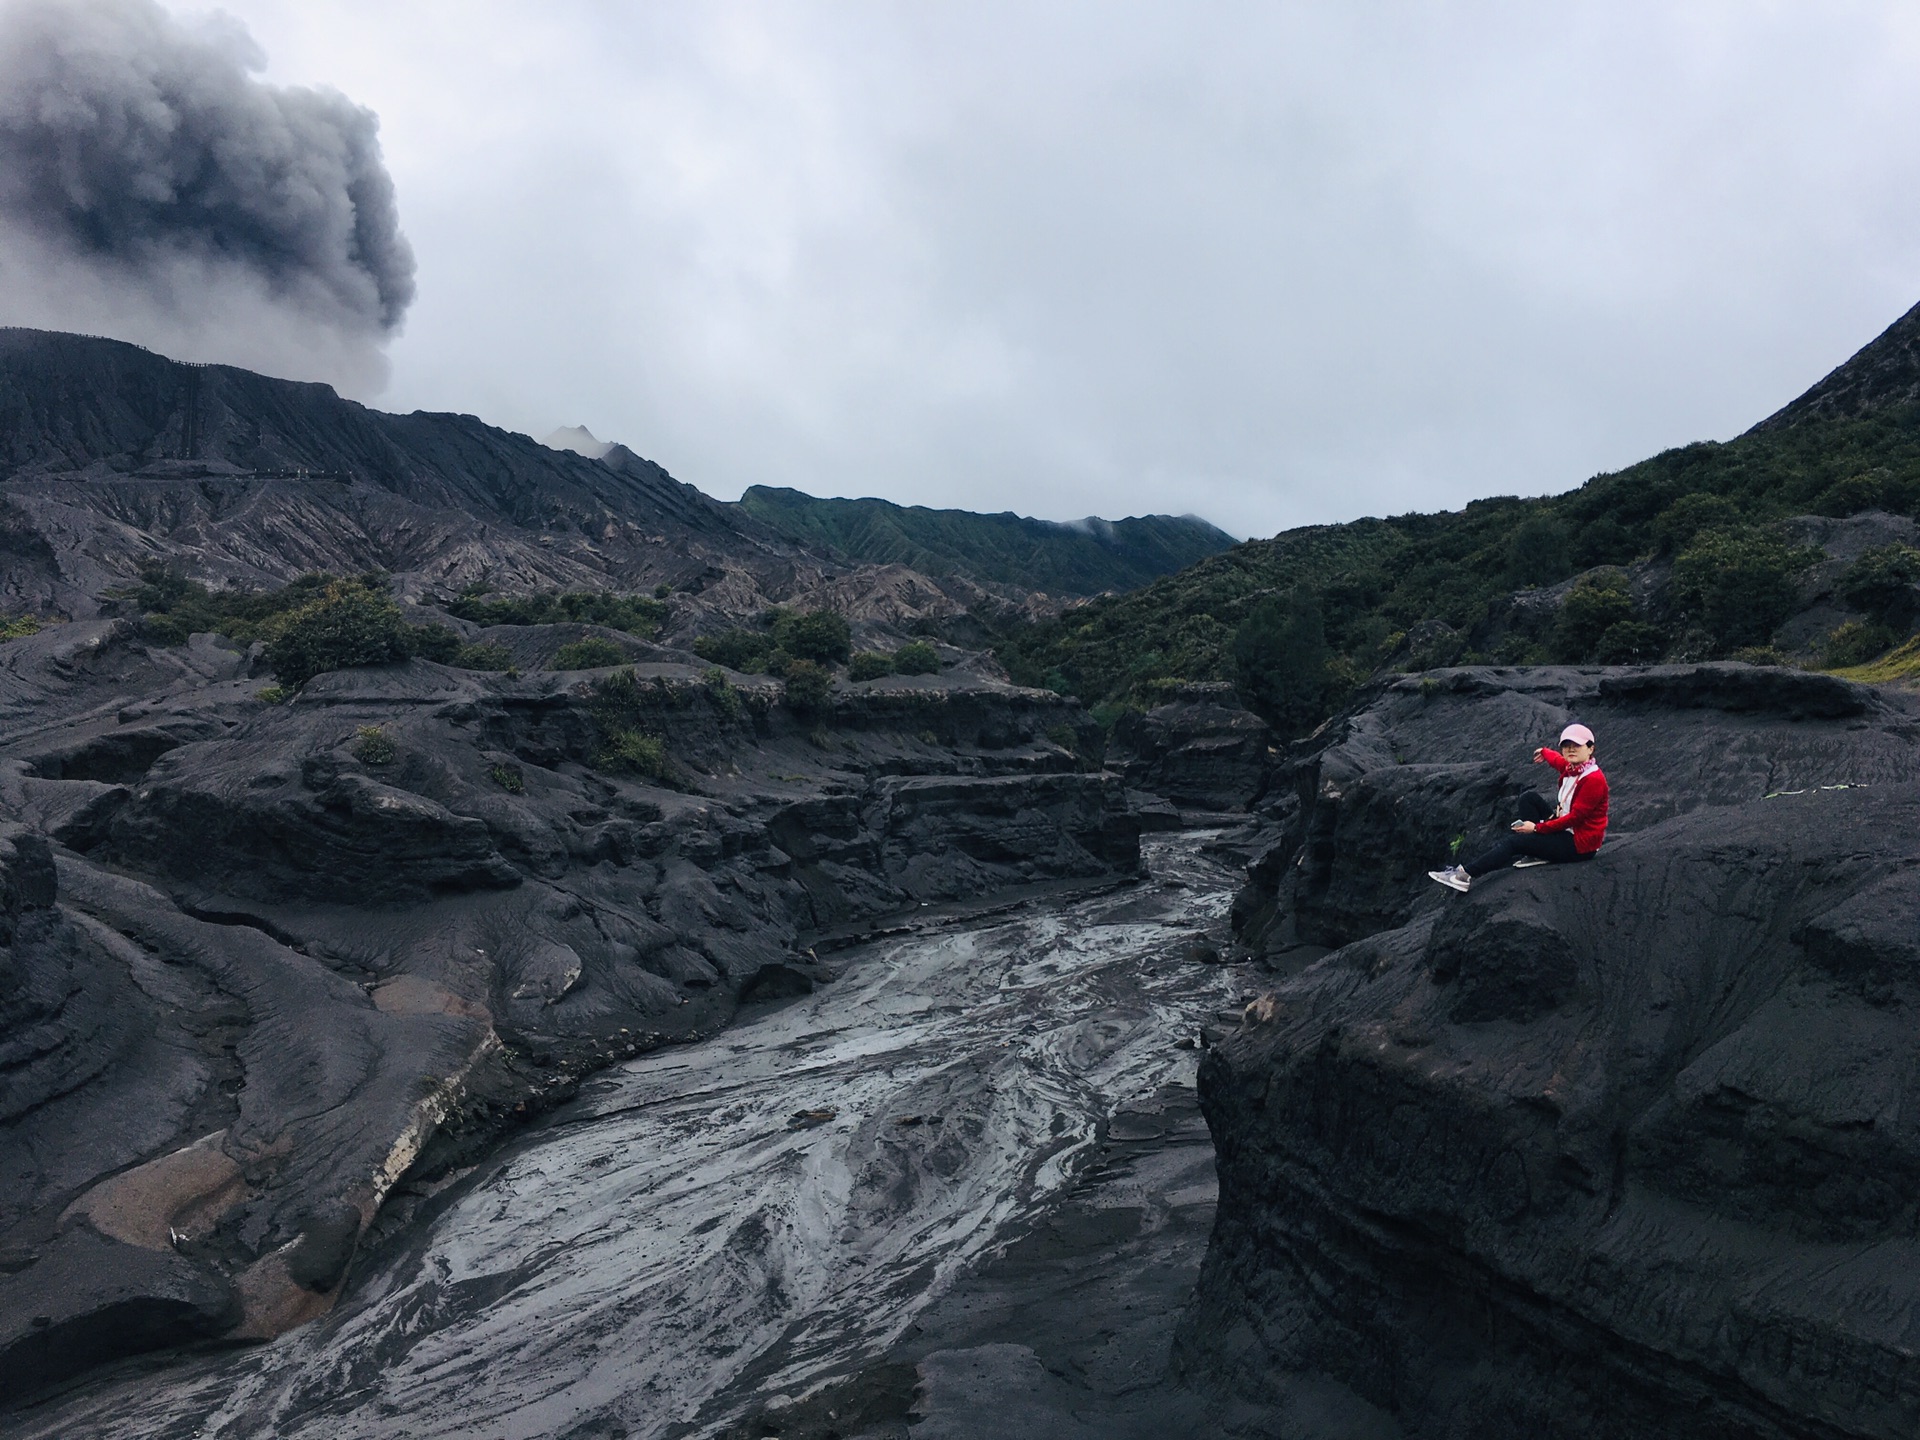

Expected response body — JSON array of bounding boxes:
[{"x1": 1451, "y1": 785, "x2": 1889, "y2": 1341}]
[
  {"x1": 543, "y1": 424, "x2": 614, "y2": 459},
  {"x1": 1751, "y1": 297, "x2": 1920, "y2": 432}
]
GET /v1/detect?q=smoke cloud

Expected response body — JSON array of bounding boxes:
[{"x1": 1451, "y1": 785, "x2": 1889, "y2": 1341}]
[{"x1": 0, "y1": 0, "x2": 414, "y2": 390}]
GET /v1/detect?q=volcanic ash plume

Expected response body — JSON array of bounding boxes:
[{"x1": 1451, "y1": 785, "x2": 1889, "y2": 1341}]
[{"x1": 0, "y1": 0, "x2": 415, "y2": 391}]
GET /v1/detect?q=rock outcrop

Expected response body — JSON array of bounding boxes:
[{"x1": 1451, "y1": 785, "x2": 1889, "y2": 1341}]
[
  {"x1": 1107, "y1": 682, "x2": 1275, "y2": 814},
  {"x1": 1184, "y1": 663, "x2": 1920, "y2": 1437}
]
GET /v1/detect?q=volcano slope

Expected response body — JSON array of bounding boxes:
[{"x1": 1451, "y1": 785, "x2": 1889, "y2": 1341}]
[
  {"x1": 0, "y1": 613, "x2": 1141, "y2": 1401},
  {"x1": 1186, "y1": 663, "x2": 1920, "y2": 1438}
]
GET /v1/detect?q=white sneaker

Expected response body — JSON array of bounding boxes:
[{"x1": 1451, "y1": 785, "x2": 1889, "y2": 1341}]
[
  {"x1": 1428, "y1": 866, "x2": 1471, "y2": 893},
  {"x1": 1511, "y1": 857, "x2": 1550, "y2": 869}
]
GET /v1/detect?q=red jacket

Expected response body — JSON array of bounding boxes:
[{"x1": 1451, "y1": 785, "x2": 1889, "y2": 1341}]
[{"x1": 1536, "y1": 751, "x2": 1609, "y2": 853}]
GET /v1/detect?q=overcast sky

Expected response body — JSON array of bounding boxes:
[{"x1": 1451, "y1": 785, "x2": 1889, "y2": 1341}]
[{"x1": 25, "y1": 2, "x2": 1920, "y2": 538}]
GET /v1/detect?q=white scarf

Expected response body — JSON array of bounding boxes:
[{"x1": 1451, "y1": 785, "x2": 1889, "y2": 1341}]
[{"x1": 1556, "y1": 760, "x2": 1597, "y2": 817}]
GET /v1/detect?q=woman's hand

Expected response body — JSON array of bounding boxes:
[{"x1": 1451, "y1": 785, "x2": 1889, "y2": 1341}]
[
  {"x1": 1532, "y1": 747, "x2": 1548, "y2": 763},
  {"x1": 1510, "y1": 820, "x2": 1537, "y2": 833}
]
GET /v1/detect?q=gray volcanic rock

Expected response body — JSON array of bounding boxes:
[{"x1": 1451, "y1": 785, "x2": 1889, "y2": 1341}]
[
  {"x1": 1107, "y1": 682, "x2": 1275, "y2": 813},
  {"x1": 0, "y1": 613, "x2": 1144, "y2": 1396},
  {"x1": 1185, "y1": 663, "x2": 1920, "y2": 1438},
  {"x1": 1233, "y1": 662, "x2": 1920, "y2": 955}
]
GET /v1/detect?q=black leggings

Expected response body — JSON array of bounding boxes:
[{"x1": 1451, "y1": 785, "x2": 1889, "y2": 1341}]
[{"x1": 1462, "y1": 791, "x2": 1592, "y2": 878}]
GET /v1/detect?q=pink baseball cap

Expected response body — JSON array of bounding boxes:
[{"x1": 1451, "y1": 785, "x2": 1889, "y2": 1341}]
[{"x1": 1559, "y1": 723, "x2": 1595, "y2": 746}]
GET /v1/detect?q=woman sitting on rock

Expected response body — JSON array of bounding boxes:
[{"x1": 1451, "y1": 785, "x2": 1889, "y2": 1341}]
[{"x1": 1428, "y1": 724, "x2": 1608, "y2": 893}]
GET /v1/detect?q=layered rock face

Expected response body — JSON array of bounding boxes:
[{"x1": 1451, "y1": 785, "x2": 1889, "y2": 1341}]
[
  {"x1": 1185, "y1": 664, "x2": 1920, "y2": 1437},
  {"x1": 1107, "y1": 682, "x2": 1275, "y2": 814},
  {"x1": 0, "y1": 618, "x2": 1140, "y2": 1395}
]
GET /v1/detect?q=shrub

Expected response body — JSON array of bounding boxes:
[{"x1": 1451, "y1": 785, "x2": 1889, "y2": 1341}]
[
  {"x1": 1824, "y1": 619, "x2": 1899, "y2": 668},
  {"x1": 892, "y1": 640, "x2": 941, "y2": 675},
  {"x1": 772, "y1": 610, "x2": 852, "y2": 665},
  {"x1": 253, "y1": 684, "x2": 289, "y2": 704},
  {"x1": 487, "y1": 763, "x2": 525, "y2": 793},
  {"x1": 653, "y1": 582, "x2": 673, "y2": 599},
  {"x1": 552, "y1": 637, "x2": 626, "y2": 670},
  {"x1": 585, "y1": 669, "x2": 671, "y2": 778},
  {"x1": 264, "y1": 580, "x2": 413, "y2": 687},
  {"x1": 599, "y1": 729, "x2": 665, "y2": 776},
  {"x1": 1671, "y1": 527, "x2": 1818, "y2": 655},
  {"x1": 693, "y1": 629, "x2": 772, "y2": 672},
  {"x1": 352, "y1": 725, "x2": 395, "y2": 765},
  {"x1": 1731, "y1": 646, "x2": 1794, "y2": 667},
  {"x1": 762, "y1": 647, "x2": 796, "y2": 679},
  {"x1": 1839, "y1": 544, "x2": 1920, "y2": 630},
  {"x1": 1592, "y1": 620, "x2": 1667, "y2": 664},
  {"x1": 140, "y1": 611, "x2": 194, "y2": 644},
  {"x1": 702, "y1": 666, "x2": 743, "y2": 717},
  {"x1": 1552, "y1": 571, "x2": 1635, "y2": 662},
  {"x1": 445, "y1": 590, "x2": 667, "y2": 637},
  {"x1": 847, "y1": 650, "x2": 894, "y2": 681},
  {"x1": 452, "y1": 642, "x2": 515, "y2": 671},
  {"x1": 781, "y1": 658, "x2": 834, "y2": 712},
  {"x1": 1653, "y1": 494, "x2": 1742, "y2": 554},
  {"x1": 401, "y1": 623, "x2": 460, "y2": 664}
]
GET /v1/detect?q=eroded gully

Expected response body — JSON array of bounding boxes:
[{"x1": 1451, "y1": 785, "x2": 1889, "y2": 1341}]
[{"x1": 9, "y1": 831, "x2": 1252, "y2": 1440}]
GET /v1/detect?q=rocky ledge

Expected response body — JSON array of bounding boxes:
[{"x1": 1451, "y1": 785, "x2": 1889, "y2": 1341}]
[
  {"x1": 1182, "y1": 663, "x2": 1920, "y2": 1437},
  {"x1": 0, "y1": 619, "x2": 1142, "y2": 1397}
]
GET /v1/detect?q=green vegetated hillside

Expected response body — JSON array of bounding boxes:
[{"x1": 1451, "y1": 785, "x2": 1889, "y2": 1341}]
[
  {"x1": 735, "y1": 485, "x2": 1237, "y2": 595},
  {"x1": 994, "y1": 299, "x2": 1920, "y2": 736}
]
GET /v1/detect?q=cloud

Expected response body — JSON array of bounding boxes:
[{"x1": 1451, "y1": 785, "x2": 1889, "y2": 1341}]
[{"x1": 0, "y1": 0, "x2": 413, "y2": 390}]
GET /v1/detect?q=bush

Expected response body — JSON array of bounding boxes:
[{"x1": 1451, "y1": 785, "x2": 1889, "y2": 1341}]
[
  {"x1": 1653, "y1": 494, "x2": 1742, "y2": 554},
  {"x1": 1824, "y1": 619, "x2": 1899, "y2": 668},
  {"x1": 693, "y1": 629, "x2": 772, "y2": 672},
  {"x1": 253, "y1": 685, "x2": 289, "y2": 705},
  {"x1": 400, "y1": 623, "x2": 459, "y2": 664},
  {"x1": 1839, "y1": 544, "x2": 1920, "y2": 630},
  {"x1": 487, "y1": 763, "x2": 525, "y2": 793},
  {"x1": 264, "y1": 580, "x2": 413, "y2": 687},
  {"x1": 352, "y1": 725, "x2": 395, "y2": 765},
  {"x1": 1592, "y1": 620, "x2": 1667, "y2": 664},
  {"x1": 1232, "y1": 590, "x2": 1331, "y2": 738},
  {"x1": 1505, "y1": 517, "x2": 1571, "y2": 587},
  {"x1": 552, "y1": 637, "x2": 627, "y2": 670},
  {"x1": 445, "y1": 590, "x2": 667, "y2": 637},
  {"x1": 772, "y1": 610, "x2": 852, "y2": 666},
  {"x1": 1552, "y1": 571, "x2": 1635, "y2": 662},
  {"x1": 599, "y1": 729, "x2": 666, "y2": 777},
  {"x1": 892, "y1": 640, "x2": 941, "y2": 675},
  {"x1": 585, "y1": 669, "x2": 670, "y2": 778},
  {"x1": 782, "y1": 658, "x2": 834, "y2": 712},
  {"x1": 653, "y1": 582, "x2": 673, "y2": 599},
  {"x1": 1731, "y1": 646, "x2": 1794, "y2": 667},
  {"x1": 1671, "y1": 527, "x2": 1818, "y2": 655},
  {"x1": 452, "y1": 642, "x2": 515, "y2": 671},
  {"x1": 847, "y1": 650, "x2": 895, "y2": 681},
  {"x1": 140, "y1": 611, "x2": 194, "y2": 644},
  {"x1": 703, "y1": 666, "x2": 744, "y2": 717}
]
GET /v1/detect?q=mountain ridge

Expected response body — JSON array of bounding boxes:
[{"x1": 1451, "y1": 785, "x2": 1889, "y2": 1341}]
[{"x1": 734, "y1": 484, "x2": 1237, "y2": 597}]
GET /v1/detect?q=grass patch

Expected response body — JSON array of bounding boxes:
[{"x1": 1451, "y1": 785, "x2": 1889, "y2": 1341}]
[
  {"x1": 353, "y1": 725, "x2": 395, "y2": 765},
  {"x1": 487, "y1": 763, "x2": 525, "y2": 793},
  {"x1": 552, "y1": 637, "x2": 626, "y2": 670},
  {"x1": 1828, "y1": 635, "x2": 1920, "y2": 685}
]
